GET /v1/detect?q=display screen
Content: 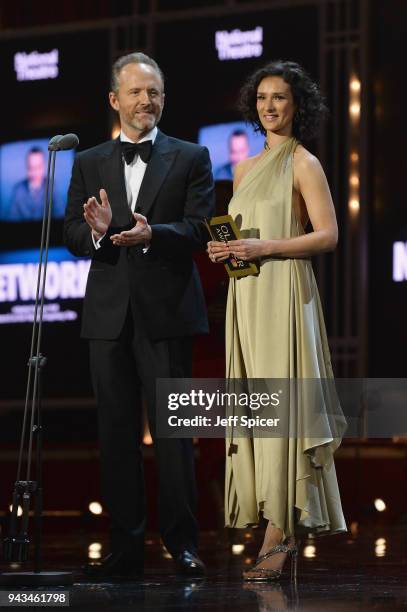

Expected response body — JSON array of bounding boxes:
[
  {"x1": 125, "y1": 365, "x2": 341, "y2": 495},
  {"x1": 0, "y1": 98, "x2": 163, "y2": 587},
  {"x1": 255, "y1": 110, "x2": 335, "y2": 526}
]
[
  {"x1": 0, "y1": 138, "x2": 74, "y2": 221},
  {"x1": 0, "y1": 246, "x2": 91, "y2": 399},
  {"x1": 0, "y1": 247, "x2": 90, "y2": 325},
  {"x1": 198, "y1": 121, "x2": 263, "y2": 181}
]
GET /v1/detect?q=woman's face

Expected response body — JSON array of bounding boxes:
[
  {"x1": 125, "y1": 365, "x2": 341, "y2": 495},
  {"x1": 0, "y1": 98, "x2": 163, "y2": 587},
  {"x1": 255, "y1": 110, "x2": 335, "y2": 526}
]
[{"x1": 256, "y1": 76, "x2": 296, "y2": 137}]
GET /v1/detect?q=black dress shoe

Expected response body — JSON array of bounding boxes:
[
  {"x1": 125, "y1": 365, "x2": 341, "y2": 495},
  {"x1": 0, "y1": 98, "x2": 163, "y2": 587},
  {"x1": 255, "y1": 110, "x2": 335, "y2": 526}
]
[
  {"x1": 82, "y1": 552, "x2": 144, "y2": 578},
  {"x1": 175, "y1": 550, "x2": 206, "y2": 576}
]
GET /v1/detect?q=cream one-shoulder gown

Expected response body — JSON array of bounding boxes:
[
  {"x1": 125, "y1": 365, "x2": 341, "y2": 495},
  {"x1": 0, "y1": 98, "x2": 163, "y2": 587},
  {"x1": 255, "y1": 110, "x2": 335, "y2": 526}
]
[{"x1": 225, "y1": 137, "x2": 347, "y2": 538}]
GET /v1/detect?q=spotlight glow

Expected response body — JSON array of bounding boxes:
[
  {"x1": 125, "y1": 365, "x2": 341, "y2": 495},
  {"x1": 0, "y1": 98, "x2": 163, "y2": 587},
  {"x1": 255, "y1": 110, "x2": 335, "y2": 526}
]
[
  {"x1": 375, "y1": 539, "x2": 386, "y2": 558},
  {"x1": 143, "y1": 431, "x2": 153, "y2": 445},
  {"x1": 374, "y1": 498, "x2": 386, "y2": 512},
  {"x1": 88, "y1": 501, "x2": 103, "y2": 515},
  {"x1": 88, "y1": 550, "x2": 101, "y2": 560},
  {"x1": 162, "y1": 545, "x2": 172, "y2": 559},
  {"x1": 232, "y1": 544, "x2": 245, "y2": 555},
  {"x1": 349, "y1": 199, "x2": 360, "y2": 212},
  {"x1": 303, "y1": 545, "x2": 316, "y2": 558},
  {"x1": 350, "y1": 174, "x2": 359, "y2": 187},
  {"x1": 9, "y1": 505, "x2": 23, "y2": 517},
  {"x1": 350, "y1": 521, "x2": 359, "y2": 537},
  {"x1": 350, "y1": 103, "x2": 361, "y2": 117},
  {"x1": 350, "y1": 78, "x2": 361, "y2": 92}
]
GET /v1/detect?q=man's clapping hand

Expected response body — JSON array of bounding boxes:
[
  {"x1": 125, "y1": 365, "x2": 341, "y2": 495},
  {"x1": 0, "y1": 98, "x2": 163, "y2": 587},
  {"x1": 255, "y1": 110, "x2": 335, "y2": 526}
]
[
  {"x1": 110, "y1": 212, "x2": 152, "y2": 247},
  {"x1": 83, "y1": 188, "x2": 112, "y2": 240}
]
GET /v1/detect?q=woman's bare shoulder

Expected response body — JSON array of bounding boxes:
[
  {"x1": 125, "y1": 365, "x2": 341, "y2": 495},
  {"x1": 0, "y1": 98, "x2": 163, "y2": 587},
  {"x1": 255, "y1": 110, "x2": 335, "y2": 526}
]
[
  {"x1": 293, "y1": 144, "x2": 322, "y2": 173},
  {"x1": 293, "y1": 144, "x2": 329, "y2": 197}
]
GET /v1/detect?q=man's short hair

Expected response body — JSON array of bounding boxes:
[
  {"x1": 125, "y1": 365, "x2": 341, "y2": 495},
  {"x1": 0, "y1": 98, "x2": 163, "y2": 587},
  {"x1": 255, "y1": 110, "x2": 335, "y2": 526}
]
[
  {"x1": 111, "y1": 52, "x2": 165, "y2": 92},
  {"x1": 229, "y1": 129, "x2": 248, "y2": 143},
  {"x1": 26, "y1": 147, "x2": 45, "y2": 159}
]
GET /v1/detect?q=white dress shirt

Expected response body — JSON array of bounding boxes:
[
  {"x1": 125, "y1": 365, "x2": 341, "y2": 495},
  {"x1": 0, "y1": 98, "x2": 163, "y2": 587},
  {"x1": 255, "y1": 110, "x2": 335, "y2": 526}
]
[{"x1": 92, "y1": 126, "x2": 158, "y2": 249}]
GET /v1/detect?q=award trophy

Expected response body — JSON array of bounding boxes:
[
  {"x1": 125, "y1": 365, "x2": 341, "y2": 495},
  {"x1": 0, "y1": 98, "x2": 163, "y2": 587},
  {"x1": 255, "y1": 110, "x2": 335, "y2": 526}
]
[{"x1": 205, "y1": 215, "x2": 259, "y2": 278}]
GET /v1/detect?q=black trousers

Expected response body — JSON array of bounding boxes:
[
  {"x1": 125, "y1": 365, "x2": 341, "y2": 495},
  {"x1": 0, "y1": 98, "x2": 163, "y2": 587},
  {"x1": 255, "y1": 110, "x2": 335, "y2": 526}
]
[{"x1": 89, "y1": 308, "x2": 198, "y2": 561}]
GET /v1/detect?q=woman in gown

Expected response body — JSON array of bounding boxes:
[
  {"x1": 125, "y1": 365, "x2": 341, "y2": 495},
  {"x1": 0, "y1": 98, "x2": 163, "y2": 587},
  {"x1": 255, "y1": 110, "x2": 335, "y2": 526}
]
[{"x1": 207, "y1": 60, "x2": 347, "y2": 581}]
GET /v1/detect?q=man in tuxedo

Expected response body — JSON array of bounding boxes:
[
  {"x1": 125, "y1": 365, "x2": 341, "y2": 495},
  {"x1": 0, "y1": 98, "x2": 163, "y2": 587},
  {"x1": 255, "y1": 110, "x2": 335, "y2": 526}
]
[{"x1": 64, "y1": 52, "x2": 214, "y2": 577}]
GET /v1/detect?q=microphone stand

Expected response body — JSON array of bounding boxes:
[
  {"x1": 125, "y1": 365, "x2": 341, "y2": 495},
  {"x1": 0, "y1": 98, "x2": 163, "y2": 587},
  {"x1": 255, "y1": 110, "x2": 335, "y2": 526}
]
[{"x1": 0, "y1": 134, "x2": 78, "y2": 586}]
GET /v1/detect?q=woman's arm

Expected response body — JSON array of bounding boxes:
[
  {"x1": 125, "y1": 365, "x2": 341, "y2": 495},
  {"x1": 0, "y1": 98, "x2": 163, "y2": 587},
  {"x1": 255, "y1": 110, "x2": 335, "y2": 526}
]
[{"x1": 225, "y1": 151, "x2": 338, "y2": 261}]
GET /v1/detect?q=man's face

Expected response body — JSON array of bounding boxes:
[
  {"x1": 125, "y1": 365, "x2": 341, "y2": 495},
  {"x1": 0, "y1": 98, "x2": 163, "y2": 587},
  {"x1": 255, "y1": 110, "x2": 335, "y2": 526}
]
[
  {"x1": 229, "y1": 135, "x2": 250, "y2": 167},
  {"x1": 27, "y1": 152, "x2": 45, "y2": 188},
  {"x1": 109, "y1": 62, "x2": 165, "y2": 141}
]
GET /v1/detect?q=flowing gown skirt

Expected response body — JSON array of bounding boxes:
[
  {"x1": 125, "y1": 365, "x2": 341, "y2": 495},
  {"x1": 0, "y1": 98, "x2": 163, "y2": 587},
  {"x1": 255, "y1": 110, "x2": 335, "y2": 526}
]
[{"x1": 224, "y1": 138, "x2": 347, "y2": 537}]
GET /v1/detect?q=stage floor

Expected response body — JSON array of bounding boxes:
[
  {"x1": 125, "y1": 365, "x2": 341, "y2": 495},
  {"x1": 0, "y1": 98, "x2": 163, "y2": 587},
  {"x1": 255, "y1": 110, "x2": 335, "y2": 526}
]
[{"x1": 1, "y1": 525, "x2": 407, "y2": 610}]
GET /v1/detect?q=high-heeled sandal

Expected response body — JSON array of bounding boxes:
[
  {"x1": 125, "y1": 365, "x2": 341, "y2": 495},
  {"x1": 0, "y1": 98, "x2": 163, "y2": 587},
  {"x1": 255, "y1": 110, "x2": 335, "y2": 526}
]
[{"x1": 243, "y1": 540, "x2": 298, "y2": 582}]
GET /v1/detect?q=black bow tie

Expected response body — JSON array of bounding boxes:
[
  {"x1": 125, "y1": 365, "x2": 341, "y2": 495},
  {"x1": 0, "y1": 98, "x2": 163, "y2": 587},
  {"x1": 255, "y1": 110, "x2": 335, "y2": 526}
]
[{"x1": 121, "y1": 140, "x2": 153, "y2": 164}]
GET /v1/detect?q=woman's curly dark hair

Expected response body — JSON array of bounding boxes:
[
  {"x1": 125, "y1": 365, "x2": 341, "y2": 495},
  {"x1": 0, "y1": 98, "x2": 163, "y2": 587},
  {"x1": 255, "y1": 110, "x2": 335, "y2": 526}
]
[{"x1": 238, "y1": 60, "x2": 328, "y2": 141}]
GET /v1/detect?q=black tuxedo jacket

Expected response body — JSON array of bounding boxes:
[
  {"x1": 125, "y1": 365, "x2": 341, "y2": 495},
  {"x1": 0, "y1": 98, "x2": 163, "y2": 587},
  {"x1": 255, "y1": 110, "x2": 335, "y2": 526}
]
[{"x1": 63, "y1": 130, "x2": 215, "y2": 340}]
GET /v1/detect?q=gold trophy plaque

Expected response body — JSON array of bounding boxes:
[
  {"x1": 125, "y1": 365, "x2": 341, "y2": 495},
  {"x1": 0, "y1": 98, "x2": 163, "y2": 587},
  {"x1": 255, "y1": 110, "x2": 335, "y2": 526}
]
[{"x1": 205, "y1": 215, "x2": 259, "y2": 278}]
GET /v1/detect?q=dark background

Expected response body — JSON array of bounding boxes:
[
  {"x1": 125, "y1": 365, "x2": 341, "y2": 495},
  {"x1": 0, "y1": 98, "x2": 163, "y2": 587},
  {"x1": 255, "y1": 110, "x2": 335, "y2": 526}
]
[{"x1": 369, "y1": 0, "x2": 407, "y2": 376}]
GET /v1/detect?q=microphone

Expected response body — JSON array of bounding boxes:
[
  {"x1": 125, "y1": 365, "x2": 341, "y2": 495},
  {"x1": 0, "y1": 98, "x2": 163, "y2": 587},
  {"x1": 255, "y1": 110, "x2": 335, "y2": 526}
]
[
  {"x1": 48, "y1": 134, "x2": 63, "y2": 151},
  {"x1": 47, "y1": 133, "x2": 79, "y2": 152},
  {"x1": 58, "y1": 133, "x2": 79, "y2": 151}
]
